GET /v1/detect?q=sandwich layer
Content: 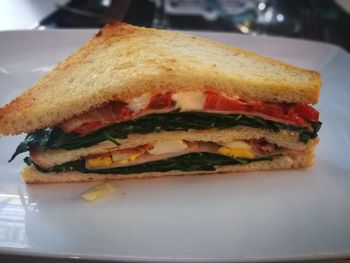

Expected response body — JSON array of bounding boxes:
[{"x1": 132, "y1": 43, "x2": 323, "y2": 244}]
[
  {"x1": 30, "y1": 127, "x2": 319, "y2": 168},
  {"x1": 22, "y1": 152, "x2": 314, "y2": 184},
  {"x1": 0, "y1": 22, "x2": 320, "y2": 136},
  {"x1": 10, "y1": 108, "x2": 321, "y2": 163},
  {"x1": 1, "y1": 23, "x2": 322, "y2": 184}
]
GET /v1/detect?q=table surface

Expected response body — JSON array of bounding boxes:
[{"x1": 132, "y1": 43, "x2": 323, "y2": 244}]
[{"x1": 0, "y1": 0, "x2": 68, "y2": 31}]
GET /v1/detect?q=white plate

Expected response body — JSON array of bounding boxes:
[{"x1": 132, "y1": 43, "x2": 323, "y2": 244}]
[{"x1": 0, "y1": 29, "x2": 349, "y2": 262}]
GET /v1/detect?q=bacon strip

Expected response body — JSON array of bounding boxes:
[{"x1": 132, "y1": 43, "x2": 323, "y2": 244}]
[
  {"x1": 250, "y1": 139, "x2": 276, "y2": 155},
  {"x1": 60, "y1": 101, "x2": 133, "y2": 135}
]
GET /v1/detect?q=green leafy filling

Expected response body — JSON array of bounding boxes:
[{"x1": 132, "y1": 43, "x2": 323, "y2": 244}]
[
  {"x1": 24, "y1": 152, "x2": 279, "y2": 175},
  {"x1": 10, "y1": 111, "x2": 321, "y2": 161}
]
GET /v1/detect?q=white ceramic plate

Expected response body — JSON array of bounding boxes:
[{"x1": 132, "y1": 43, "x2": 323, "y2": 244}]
[{"x1": 0, "y1": 29, "x2": 349, "y2": 262}]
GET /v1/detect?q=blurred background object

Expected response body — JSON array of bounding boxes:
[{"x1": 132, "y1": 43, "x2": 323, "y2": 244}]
[{"x1": 0, "y1": 0, "x2": 349, "y2": 51}]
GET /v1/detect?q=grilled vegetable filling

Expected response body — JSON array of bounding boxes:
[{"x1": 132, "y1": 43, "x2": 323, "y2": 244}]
[
  {"x1": 25, "y1": 152, "x2": 279, "y2": 175},
  {"x1": 10, "y1": 111, "x2": 321, "y2": 162},
  {"x1": 24, "y1": 139, "x2": 284, "y2": 175}
]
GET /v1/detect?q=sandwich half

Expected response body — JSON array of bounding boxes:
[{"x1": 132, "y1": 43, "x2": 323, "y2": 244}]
[{"x1": 0, "y1": 22, "x2": 322, "y2": 184}]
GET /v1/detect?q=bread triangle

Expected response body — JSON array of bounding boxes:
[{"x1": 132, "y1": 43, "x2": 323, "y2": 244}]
[{"x1": 0, "y1": 22, "x2": 320, "y2": 136}]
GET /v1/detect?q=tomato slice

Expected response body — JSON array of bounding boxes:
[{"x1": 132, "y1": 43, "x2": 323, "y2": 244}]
[
  {"x1": 112, "y1": 101, "x2": 133, "y2": 121},
  {"x1": 147, "y1": 92, "x2": 174, "y2": 109},
  {"x1": 261, "y1": 103, "x2": 285, "y2": 120},
  {"x1": 286, "y1": 108, "x2": 306, "y2": 126},
  {"x1": 204, "y1": 91, "x2": 319, "y2": 125},
  {"x1": 204, "y1": 91, "x2": 247, "y2": 111},
  {"x1": 61, "y1": 90, "x2": 320, "y2": 135},
  {"x1": 293, "y1": 103, "x2": 319, "y2": 122}
]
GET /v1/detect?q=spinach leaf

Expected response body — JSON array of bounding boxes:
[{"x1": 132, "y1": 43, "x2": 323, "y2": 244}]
[
  {"x1": 31, "y1": 152, "x2": 278, "y2": 175},
  {"x1": 10, "y1": 111, "x2": 321, "y2": 161}
]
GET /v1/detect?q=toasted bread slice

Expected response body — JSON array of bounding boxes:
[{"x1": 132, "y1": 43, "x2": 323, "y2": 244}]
[
  {"x1": 0, "y1": 22, "x2": 320, "y2": 136},
  {"x1": 22, "y1": 152, "x2": 315, "y2": 184}
]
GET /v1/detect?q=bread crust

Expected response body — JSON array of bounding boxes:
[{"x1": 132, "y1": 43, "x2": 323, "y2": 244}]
[
  {"x1": 0, "y1": 22, "x2": 320, "y2": 136},
  {"x1": 22, "y1": 152, "x2": 314, "y2": 184}
]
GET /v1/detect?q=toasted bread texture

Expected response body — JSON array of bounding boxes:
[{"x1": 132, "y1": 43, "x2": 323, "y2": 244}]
[
  {"x1": 22, "y1": 152, "x2": 314, "y2": 184},
  {"x1": 0, "y1": 22, "x2": 320, "y2": 136}
]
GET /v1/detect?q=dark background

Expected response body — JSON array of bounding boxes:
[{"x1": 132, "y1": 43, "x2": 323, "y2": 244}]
[{"x1": 37, "y1": 0, "x2": 350, "y2": 52}]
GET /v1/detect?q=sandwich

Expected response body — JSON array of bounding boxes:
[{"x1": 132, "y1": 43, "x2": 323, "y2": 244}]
[{"x1": 0, "y1": 22, "x2": 321, "y2": 184}]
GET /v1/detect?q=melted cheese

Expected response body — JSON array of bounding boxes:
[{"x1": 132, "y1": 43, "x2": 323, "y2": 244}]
[
  {"x1": 222, "y1": 141, "x2": 252, "y2": 150},
  {"x1": 171, "y1": 91, "x2": 205, "y2": 111},
  {"x1": 127, "y1": 93, "x2": 151, "y2": 112},
  {"x1": 112, "y1": 152, "x2": 143, "y2": 164},
  {"x1": 218, "y1": 140, "x2": 255, "y2": 159},
  {"x1": 218, "y1": 147, "x2": 255, "y2": 159},
  {"x1": 86, "y1": 156, "x2": 112, "y2": 167},
  {"x1": 148, "y1": 140, "x2": 188, "y2": 155},
  {"x1": 87, "y1": 152, "x2": 145, "y2": 169}
]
